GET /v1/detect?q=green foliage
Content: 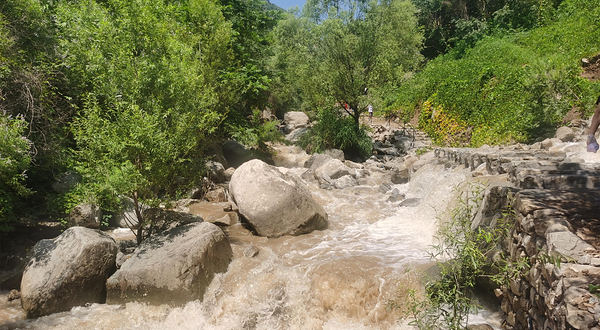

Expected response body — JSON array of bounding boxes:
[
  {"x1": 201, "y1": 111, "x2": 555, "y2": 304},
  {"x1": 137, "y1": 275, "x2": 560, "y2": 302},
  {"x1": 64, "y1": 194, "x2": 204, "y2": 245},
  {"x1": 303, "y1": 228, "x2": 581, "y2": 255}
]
[
  {"x1": 394, "y1": 183, "x2": 515, "y2": 329},
  {"x1": 298, "y1": 108, "x2": 372, "y2": 160},
  {"x1": 0, "y1": 0, "x2": 284, "y2": 232},
  {"x1": 228, "y1": 109, "x2": 285, "y2": 153},
  {"x1": 0, "y1": 0, "x2": 75, "y2": 190},
  {"x1": 0, "y1": 114, "x2": 32, "y2": 232},
  {"x1": 55, "y1": 0, "x2": 231, "y2": 241},
  {"x1": 218, "y1": 0, "x2": 283, "y2": 113},
  {"x1": 271, "y1": 0, "x2": 422, "y2": 122},
  {"x1": 412, "y1": 0, "x2": 564, "y2": 58},
  {"x1": 394, "y1": 0, "x2": 600, "y2": 146}
]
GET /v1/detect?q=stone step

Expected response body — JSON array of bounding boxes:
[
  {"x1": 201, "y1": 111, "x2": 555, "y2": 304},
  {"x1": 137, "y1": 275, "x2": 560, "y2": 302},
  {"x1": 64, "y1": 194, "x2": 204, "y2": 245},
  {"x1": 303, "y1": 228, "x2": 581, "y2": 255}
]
[
  {"x1": 515, "y1": 188, "x2": 600, "y2": 219},
  {"x1": 516, "y1": 174, "x2": 600, "y2": 190},
  {"x1": 508, "y1": 161, "x2": 600, "y2": 173},
  {"x1": 435, "y1": 148, "x2": 567, "y2": 173}
]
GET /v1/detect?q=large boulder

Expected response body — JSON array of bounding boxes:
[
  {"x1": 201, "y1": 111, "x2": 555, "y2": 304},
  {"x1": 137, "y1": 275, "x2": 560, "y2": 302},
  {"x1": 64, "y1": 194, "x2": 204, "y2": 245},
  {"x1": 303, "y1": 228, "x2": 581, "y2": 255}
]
[
  {"x1": 229, "y1": 159, "x2": 328, "y2": 237},
  {"x1": 106, "y1": 222, "x2": 232, "y2": 305},
  {"x1": 20, "y1": 227, "x2": 118, "y2": 318},
  {"x1": 222, "y1": 140, "x2": 253, "y2": 168},
  {"x1": 282, "y1": 111, "x2": 310, "y2": 134},
  {"x1": 112, "y1": 197, "x2": 150, "y2": 229},
  {"x1": 67, "y1": 203, "x2": 101, "y2": 228}
]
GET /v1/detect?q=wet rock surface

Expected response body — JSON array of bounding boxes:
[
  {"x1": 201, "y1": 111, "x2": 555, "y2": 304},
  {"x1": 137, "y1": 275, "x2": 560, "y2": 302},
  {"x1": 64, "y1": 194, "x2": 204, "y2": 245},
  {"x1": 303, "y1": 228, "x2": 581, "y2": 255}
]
[
  {"x1": 20, "y1": 227, "x2": 118, "y2": 318},
  {"x1": 229, "y1": 159, "x2": 328, "y2": 237},
  {"x1": 106, "y1": 222, "x2": 232, "y2": 306}
]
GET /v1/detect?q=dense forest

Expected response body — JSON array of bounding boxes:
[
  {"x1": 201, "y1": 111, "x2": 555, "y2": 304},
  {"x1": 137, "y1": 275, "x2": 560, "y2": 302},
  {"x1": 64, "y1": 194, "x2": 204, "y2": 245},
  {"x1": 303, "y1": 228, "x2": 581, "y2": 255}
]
[{"x1": 0, "y1": 0, "x2": 598, "y2": 237}]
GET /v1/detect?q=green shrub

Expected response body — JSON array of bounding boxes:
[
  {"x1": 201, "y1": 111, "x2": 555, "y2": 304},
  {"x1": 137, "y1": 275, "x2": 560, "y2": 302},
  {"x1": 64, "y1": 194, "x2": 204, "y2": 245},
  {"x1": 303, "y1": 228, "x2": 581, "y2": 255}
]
[
  {"x1": 298, "y1": 108, "x2": 372, "y2": 160},
  {"x1": 391, "y1": 183, "x2": 515, "y2": 329},
  {"x1": 228, "y1": 109, "x2": 285, "y2": 153},
  {"x1": 393, "y1": 0, "x2": 600, "y2": 146},
  {"x1": 0, "y1": 114, "x2": 32, "y2": 232}
]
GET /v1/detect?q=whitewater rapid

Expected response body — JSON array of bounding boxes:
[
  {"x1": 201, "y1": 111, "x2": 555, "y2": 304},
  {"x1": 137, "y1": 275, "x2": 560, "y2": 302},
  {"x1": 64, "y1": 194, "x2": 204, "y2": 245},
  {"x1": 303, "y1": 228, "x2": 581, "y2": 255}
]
[{"x1": 0, "y1": 154, "x2": 503, "y2": 330}]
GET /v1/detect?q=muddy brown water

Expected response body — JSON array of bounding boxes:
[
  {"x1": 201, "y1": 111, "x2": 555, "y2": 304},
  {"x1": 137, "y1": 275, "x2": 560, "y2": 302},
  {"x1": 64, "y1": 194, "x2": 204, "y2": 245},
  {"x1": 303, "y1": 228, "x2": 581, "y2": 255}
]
[{"x1": 0, "y1": 160, "x2": 503, "y2": 330}]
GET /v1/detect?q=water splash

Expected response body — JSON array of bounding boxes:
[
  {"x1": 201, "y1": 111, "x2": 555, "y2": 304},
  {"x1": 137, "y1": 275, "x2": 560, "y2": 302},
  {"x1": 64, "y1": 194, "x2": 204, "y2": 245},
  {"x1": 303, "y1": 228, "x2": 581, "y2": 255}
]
[{"x1": 1, "y1": 157, "x2": 501, "y2": 330}]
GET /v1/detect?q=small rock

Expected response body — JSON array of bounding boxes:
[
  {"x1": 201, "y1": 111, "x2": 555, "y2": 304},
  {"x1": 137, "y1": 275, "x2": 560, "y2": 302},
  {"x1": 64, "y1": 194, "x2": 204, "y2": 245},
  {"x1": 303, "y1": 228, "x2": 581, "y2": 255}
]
[
  {"x1": 205, "y1": 187, "x2": 227, "y2": 203},
  {"x1": 387, "y1": 189, "x2": 405, "y2": 203},
  {"x1": 7, "y1": 289, "x2": 20, "y2": 302},
  {"x1": 213, "y1": 214, "x2": 233, "y2": 226},
  {"x1": 379, "y1": 182, "x2": 392, "y2": 194},
  {"x1": 579, "y1": 254, "x2": 592, "y2": 265},
  {"x1": 555, "y1": 126, "x2": 576, "y2": 142},
  {"x1": 472, "y1": 163, "x2": 488, "y2": 177},
  {"x1": 324, "y1": 149, "x2": 344, "y2": 161},
  {"x1": 67, "y1": 203, "x2": 101, "y2": 229},
  {"x1": 244, "y1": 245, "x2": 260, "y2": 258},
  {"x1": 205, "y1": 160, "x2": 226, "y2": 183},
  {"x1": 391, "y1": 166, "x2": 410, "y2": 184},
  {"x1": 494, "y1": 288, "x2": 503, "y2": 297},
  {"x1": 115, "y1": 252, "x2": 131, "y2": 269},
  {"x1": 333, "y1": 175, "x2": 358, "y2": 189},
  {"x1": 540, "y1": 138, "x2": 562, "y2": 150},
  {"x1": 223, "y1": 167, "x2": 236, "y2": 182}
]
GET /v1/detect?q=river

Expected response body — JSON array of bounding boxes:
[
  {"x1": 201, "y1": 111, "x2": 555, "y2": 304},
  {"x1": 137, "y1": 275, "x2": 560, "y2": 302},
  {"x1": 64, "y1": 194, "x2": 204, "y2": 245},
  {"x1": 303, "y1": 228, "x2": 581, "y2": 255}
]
[{"x1": 0, "y1": 152, "x2": 503, "y2": 329}]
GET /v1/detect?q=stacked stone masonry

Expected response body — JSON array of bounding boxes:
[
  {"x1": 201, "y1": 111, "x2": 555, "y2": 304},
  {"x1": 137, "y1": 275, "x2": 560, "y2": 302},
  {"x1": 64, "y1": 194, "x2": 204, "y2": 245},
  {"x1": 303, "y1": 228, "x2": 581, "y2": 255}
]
[{"x1": 436, "y1": 147, "x2": 600, "y2": 330}]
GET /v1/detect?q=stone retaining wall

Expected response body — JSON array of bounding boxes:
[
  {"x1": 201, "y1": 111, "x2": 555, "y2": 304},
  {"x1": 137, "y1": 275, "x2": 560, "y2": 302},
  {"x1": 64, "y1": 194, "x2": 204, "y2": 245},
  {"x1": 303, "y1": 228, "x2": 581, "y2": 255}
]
[{"x1": 435, "y1": 147, "x2": 600, "y2": 330}]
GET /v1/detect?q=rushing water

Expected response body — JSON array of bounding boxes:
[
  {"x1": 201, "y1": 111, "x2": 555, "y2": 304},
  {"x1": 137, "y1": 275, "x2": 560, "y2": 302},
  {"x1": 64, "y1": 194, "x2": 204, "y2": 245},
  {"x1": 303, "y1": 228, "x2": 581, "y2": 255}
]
[{"x1": 0, "y1": 154, "x2": 503, "y2": 330}]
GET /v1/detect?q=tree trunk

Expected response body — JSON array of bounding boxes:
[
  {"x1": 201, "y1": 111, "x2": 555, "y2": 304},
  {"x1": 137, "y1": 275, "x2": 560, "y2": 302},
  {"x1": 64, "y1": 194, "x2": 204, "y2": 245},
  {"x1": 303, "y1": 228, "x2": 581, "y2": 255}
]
[
  {"x1": 132, "y1": 191, "x2": 145, "y2": 245},
  {"x1": 351, "y1": 104, "x2": 360, "y2": 125}
]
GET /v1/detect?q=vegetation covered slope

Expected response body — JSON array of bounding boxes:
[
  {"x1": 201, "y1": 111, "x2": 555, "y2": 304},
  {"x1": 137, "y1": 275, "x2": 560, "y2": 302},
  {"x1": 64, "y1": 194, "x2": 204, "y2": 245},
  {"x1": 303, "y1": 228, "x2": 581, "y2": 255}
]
[{"x1": 392, "y1": 0, "x2": 600, "y2": 146}]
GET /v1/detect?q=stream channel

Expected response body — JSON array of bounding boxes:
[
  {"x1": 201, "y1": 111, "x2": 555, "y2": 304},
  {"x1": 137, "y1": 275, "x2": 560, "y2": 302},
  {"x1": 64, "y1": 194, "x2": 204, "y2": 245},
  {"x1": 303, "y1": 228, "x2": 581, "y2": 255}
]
[{"x1": 0, "y1": 150, "x2": 503, "y2": 330}]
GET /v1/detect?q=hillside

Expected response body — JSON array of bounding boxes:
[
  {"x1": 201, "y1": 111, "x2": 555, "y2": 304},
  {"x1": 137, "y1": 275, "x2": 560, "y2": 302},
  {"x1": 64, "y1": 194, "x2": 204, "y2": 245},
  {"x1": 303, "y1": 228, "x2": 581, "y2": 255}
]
[{"x1": 392, "y1": 0, "x2": 600, "y2": 147}]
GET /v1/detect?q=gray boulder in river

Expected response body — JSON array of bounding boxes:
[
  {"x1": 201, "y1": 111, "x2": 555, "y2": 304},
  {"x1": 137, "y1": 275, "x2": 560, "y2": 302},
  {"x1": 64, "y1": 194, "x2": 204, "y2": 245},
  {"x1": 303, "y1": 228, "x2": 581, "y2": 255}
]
[
  {"x1": 20, "y1": 227, "x2": 118, "y2": 318},
  {"x1": 229, "y1": 159, "x2": 328, "y2": 237},
  {"x1": 106, "y1": 222, "x2": 232, "y2": 305}
]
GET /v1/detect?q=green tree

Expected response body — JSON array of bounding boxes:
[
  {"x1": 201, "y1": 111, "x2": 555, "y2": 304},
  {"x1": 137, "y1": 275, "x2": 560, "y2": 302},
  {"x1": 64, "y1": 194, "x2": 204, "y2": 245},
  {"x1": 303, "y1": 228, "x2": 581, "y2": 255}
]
[
  {"x1": 218, "y1": 0, "x2": 283, "y2": 113},
  {"x1": 411, "y1": 0, "x2": 564, "y2": 58},
  {"x1": 56, "y1": 0, "x2": 232, "y2": 243},
  {"x1": 0, "y1": 0, "x2": 75, "y2": 203},
  {"x1": 0, "y1": 113, "x2": 32, "y2": 233},
  {"x1": 272, "y1": 0, "x2": 422, "y2": 124}
]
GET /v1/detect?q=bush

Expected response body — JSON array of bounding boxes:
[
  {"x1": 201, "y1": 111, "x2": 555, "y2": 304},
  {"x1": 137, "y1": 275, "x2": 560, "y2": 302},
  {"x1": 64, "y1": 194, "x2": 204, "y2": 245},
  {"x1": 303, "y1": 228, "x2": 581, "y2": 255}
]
[
  {"x1": 298, "y1": 108, "x2": 372, "y2": 160},
  {"x1": 393, "y1": 0, "x2": 600, "y2": 146},
  {"x1": 0, "y1": 114, "x2": 32, "y2": 232},
  {"x1": 391, "y1": 183, "x2": 515, "y2": 329},
  {"x1": 227, "y1": 109, "x2": 285, "y2": 154}
]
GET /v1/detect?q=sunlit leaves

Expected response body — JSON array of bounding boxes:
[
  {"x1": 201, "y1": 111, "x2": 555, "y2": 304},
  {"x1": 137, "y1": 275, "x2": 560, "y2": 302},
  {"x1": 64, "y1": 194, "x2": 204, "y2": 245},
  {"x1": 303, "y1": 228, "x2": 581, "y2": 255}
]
[{"x1": 272, "y1": 0, "x2": 422, "y2": 122}]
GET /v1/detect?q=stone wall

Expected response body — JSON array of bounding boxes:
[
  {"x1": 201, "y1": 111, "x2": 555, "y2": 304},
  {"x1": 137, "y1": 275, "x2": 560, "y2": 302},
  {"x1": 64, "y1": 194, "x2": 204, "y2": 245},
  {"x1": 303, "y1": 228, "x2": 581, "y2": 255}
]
[{"x1": 435, "y1": 147, "x2": 600, "y2": 330}]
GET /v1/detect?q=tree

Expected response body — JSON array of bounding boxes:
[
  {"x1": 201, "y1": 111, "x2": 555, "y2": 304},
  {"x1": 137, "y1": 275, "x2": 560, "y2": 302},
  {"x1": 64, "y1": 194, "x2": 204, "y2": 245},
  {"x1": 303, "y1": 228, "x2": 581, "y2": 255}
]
[
  {"x1": 0, "y1": 113, "x2": 32, "y2": 233},
  {"x1": 57, "y1": 0, "x2": 232, "y2": 243},
  {"x1": 217, "y1": 0, "x2": 283, "y2": 114},
  {"x1": 411, "y1": 0, "x2": 564, "y2": 58},
  {"x1": 272, "y1": 0, "x2": 422, "y2": 124}
]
